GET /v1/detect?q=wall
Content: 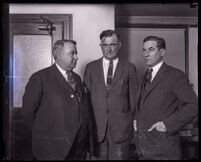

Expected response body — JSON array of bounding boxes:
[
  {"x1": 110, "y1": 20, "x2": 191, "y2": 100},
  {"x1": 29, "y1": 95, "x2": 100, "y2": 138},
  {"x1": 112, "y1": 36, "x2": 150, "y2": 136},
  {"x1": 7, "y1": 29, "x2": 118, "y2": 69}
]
[
  {"x1": 9, "y1": 4, "x2": 115, "y2": 79},
  {"x1": 188, "y1": 27, "x2": 198, "y2": 96},
  {"x1": 117, "y1": 28, "x2": 186, "y2": 80}
]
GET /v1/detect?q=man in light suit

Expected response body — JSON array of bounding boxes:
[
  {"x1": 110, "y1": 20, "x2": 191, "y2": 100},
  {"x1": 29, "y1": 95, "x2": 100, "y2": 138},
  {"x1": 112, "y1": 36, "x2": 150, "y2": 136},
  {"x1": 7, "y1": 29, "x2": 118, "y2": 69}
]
[
  {"x1": 83, "y1": 29, "x2": 138, "y2": 160},
  {"x1": 133, "y1": 36, "x2": 198, "y2": 160},
  {"x1": 22, "y1": 40, "x2": 91, "y2": 160}
]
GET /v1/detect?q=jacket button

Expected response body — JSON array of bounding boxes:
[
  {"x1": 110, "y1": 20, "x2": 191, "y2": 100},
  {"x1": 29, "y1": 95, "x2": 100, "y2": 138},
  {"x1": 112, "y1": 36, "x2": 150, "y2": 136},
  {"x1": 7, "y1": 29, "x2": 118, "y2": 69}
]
[{"x1": 70, "y1": 94, "x2": 74, "y2": 98}]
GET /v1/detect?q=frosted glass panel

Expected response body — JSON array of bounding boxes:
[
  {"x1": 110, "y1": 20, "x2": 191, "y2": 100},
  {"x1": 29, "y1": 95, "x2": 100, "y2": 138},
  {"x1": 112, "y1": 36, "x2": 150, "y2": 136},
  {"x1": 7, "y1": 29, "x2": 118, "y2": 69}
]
[{"x1": 13, "y1": 35, "x2": 52, "y2": 107}]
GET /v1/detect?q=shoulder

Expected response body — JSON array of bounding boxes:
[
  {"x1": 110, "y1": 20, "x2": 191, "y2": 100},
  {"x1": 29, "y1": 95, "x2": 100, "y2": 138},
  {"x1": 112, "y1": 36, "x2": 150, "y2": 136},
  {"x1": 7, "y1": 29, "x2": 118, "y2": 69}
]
[
  {"x1": 164, "y1": 64, "x2": 189, "y2": 83},
  {"x1": 120, "y1": 60, "x2": 136, "y2": 69},
  {"x1": 87, "y1": 58, "x2": 101, "y2": 66},
  {"x1": 166, "y1": 64, "x2": 186, "y2": 77},
  {"x1": 30, "y1": 65, "x2": 53, "y2": 79},
  {"x1": 85, "y1": 58, "x2": 102, "y2": 69}
]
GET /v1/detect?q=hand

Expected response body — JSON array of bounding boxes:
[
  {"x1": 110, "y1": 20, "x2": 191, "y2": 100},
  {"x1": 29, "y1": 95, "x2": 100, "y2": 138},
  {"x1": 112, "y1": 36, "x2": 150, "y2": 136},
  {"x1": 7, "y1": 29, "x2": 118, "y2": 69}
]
[
  {"x1": 148, "y1": 121, "x2": 167, "y2": 132},
  {"x1": 133, "y1": 120, "x2": 137, "y2": 131}
]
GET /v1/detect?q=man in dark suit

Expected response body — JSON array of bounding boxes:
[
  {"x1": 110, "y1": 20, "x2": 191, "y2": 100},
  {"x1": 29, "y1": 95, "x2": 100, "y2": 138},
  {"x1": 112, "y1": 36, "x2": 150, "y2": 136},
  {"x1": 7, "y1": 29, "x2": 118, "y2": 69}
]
[
  {"x1": 22, "y1": 40, "x2": 91, "y2": 160},
  {"x1": 83, "y1": 30, "x2": 138, "y2": 160},
  {"x1": 133, "y1": 36, "x2": 198, "y2": 160}
]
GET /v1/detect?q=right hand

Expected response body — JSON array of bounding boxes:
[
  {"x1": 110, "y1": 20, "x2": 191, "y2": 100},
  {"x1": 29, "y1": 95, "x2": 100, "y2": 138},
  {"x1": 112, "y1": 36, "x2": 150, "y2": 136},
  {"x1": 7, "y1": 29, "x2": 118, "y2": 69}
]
[{"x1": 133, "y1": 120, "x2": 137, "y2": 131}]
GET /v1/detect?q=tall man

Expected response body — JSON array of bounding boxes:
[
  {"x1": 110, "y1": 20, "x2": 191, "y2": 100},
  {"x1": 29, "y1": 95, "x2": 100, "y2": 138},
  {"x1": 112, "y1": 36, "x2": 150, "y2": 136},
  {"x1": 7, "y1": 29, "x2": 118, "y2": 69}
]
[
  {"x1": 83, "y1": 29, "x2": 138, "y2": 160},
  {"x1": 133, "y1": 36, "x2": 198, "y2": 160},
  {"x1": 22, "y1": 40, "x2": 91, "y2": 160}
]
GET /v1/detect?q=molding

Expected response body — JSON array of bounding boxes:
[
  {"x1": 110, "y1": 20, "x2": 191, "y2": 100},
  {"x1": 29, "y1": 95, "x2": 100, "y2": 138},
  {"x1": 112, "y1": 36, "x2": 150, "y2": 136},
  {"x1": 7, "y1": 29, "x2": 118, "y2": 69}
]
[{"x1": 116, "y1": 16, "x2": 198, "y2": 26}]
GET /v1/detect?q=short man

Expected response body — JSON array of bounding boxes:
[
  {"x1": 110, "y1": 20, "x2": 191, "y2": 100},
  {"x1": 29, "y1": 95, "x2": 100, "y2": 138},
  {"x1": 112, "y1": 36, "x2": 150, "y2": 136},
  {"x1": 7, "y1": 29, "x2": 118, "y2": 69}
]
[
  {"x1": 83, "y1": 30, "x2": 138, "y2": 160},
  {"x1": 22, "y1": 40, "x2": 91, "y2": 160},
  {"x1": 133, "y1": 36, "x2": 198, "y2": 160}
]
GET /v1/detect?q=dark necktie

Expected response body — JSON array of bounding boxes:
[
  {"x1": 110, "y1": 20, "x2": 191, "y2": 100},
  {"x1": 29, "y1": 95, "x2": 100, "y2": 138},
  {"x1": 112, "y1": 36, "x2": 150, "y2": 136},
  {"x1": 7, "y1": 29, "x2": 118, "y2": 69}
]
[
  {"x1": 144, "y1": 68, "x2": 153, "y2": 91},
  {"x1": 107, "y1": 60, "x2": 113, "y2": 87}
]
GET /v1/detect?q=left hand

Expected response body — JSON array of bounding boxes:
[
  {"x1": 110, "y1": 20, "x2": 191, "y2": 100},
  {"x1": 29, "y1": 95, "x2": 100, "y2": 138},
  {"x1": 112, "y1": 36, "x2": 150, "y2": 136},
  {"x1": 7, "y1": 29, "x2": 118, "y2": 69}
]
[{"x1": 148, "y1": 121, "x2": 167, "y2": 132}]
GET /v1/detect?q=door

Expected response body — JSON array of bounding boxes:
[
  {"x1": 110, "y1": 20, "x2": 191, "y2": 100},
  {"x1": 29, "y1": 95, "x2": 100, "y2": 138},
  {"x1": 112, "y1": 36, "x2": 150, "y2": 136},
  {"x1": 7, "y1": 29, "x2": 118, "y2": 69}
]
[{"x1": 4, "y1": 14, "x2": 71, "y2": 160}]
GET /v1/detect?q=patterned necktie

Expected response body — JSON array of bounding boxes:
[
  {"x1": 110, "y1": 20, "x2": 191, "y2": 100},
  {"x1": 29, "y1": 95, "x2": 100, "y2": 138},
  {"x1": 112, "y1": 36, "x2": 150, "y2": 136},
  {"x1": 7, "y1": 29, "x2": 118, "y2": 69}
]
[
  {"x1": 66, "y1": 71, "x2": 81, "y2": 102},
  {"x1": 66, "y1": 71, "x2": 76, "y2": 91},
  {"x1": 144, "y1": 68, "x2": 153, "y2": 91},
  {"x1": 107, "y1": 60, "x2": 113, "y2": 87}
]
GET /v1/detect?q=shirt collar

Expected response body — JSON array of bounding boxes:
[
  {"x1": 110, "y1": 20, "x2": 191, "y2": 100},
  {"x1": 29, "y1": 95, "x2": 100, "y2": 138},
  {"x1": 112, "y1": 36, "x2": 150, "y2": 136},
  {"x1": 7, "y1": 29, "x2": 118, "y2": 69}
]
[
  {"x1": 151, "y1": 61, "x2": 163, "y2": 72},
  {"x1": 55, "y1": 63, "x2": 66, "y2": 76},
  {"x1": 102, "y1": 57, "x2": 119, "y2": 64}
]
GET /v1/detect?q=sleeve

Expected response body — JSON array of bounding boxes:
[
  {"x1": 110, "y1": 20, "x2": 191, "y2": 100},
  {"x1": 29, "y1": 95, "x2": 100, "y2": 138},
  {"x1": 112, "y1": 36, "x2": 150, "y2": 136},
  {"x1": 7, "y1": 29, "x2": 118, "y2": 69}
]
[
  {"x1": 83, "y1": 64, "x2": 91, "y2": 93},
  {"x1": 83, "y1": 64, "x2": 95, "y2": 155},
  {"x1": 21, "y1": 73, "x2": 42, "y2": 130},
  {"x1": 163, "y1": 72, "x2": 198, "y2": 134},
  {"x1": 129, "y1": 63, "x2": 139, "y2": 116}
]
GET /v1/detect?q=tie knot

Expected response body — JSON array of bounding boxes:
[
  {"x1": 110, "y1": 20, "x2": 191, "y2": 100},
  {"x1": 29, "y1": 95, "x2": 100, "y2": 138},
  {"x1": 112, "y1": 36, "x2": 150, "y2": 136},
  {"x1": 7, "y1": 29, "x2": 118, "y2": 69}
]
[
  {"x1": 146, "y1": 68, "x2": 153, "y2": 80},
  {"x1": 66, "y1": 71, "x2": 73, "y2": 82},
  {"x1": 109, "y1": 60, "x2": 113, "y2": 64},
  {"x1": 148, "y1": 68, "x2": 153, "y2": 73},
  {"x1": 147, "y1": 68, "x2": 153, "y2": 76}
]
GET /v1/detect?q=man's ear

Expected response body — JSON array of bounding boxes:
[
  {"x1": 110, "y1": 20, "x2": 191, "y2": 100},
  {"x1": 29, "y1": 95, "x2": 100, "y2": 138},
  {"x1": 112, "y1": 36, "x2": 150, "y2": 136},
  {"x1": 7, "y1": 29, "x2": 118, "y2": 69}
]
[
  {"x1": 57, "y1": 54, "x2": 62, "y2": 61},
  {"x1": 160, "y1": 49, "x2": 166, "y2": 56},
  {"x1": 118, "y1": 42, "x2": 122, "y2": 48}
]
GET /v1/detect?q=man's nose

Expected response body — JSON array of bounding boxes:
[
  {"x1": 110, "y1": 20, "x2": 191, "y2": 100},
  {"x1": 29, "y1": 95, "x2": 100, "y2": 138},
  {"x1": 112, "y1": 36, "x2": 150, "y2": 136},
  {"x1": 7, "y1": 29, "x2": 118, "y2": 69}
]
[
  {"x1": 74, "y1": 54, "x2": 78, "y2": 60},
  {"x1": 144, "y1": 51, "x2": 149, "y2": 57},
  {"x1": 106, "y1": 46, "x2": 112, "y2": 52}
]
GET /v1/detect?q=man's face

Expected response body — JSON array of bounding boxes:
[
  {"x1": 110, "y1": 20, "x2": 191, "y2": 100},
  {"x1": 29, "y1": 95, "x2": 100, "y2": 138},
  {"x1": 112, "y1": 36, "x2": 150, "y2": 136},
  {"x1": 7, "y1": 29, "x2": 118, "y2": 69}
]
[
  {"x1": 100, "y1": 34, "x2": 121, "y2": 60},
  {"x1": 143, "y1": 40, "x2": 165, "y2": 67},
  {"x1": 60, "y1": 42, "x2": 78, "y2": 71}
]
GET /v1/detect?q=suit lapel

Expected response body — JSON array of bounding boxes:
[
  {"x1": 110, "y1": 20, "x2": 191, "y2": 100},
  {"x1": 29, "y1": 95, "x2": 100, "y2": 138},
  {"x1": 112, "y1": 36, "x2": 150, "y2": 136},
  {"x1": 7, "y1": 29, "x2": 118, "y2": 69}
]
[
  {"x1": 97, "y1": 58, "x2": 106, "y2": 86},
  {"x1": 142, "y1": 63, "x2": 168, "y2": 103},
  {"x1": 52, "y1": 64, "x2": 79, "y2": 105}
]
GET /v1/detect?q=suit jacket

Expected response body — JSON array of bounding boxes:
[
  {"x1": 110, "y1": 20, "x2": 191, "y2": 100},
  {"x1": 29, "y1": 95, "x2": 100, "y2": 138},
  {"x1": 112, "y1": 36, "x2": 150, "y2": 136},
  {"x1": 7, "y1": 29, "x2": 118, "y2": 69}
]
[
  {"x1": 22, "y1": 64, "x2": 91, "y2": 160},
  {"x1": 134, "y1": 62, "x2": 198, "y2": 160},
  {"x1": 83, "y1": 58, "x2": 138, "y2": 144}
]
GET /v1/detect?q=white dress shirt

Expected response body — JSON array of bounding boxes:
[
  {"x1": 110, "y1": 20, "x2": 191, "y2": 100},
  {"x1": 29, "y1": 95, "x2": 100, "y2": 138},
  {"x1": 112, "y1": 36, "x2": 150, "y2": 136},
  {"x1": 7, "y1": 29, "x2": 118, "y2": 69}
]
[
  {"x1": 150, "y1": 61, "x2": 164, "y2": 82},
  {"x1": 102, "y1": 57, "x2": 119, "y2": 85},
  {"x1": 55, "y1": 63, "x2": 68, "y2": 81}
]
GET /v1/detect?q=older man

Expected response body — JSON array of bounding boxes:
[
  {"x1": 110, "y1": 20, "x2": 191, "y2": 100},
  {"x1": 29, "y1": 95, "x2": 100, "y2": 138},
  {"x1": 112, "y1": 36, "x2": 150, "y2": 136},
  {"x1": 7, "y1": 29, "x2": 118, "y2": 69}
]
[{"x1": 22, "y1": 40, "x2": 91, "y2": 160}]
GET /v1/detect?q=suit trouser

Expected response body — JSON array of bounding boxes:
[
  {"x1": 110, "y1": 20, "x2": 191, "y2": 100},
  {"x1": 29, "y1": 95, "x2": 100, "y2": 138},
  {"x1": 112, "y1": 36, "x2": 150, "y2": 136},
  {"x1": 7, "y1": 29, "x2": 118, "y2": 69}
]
[{"x1": 91, "y1": 122, "x2": 130, "y2": 160}]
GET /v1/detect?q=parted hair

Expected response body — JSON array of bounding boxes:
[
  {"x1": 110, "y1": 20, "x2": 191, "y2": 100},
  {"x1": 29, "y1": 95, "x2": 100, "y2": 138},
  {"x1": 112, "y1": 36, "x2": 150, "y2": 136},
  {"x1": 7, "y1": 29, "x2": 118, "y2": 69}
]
[
  {"x1": 143, "y1": 36, "x2": 166, "y2": 50},
  {"x1": 100, "y1": 29, "x2": 120, "y2": 40}
]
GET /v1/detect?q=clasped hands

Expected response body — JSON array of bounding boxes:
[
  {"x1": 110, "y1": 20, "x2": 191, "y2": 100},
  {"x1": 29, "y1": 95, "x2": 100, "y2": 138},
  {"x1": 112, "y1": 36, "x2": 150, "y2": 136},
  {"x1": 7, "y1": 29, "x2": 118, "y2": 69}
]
[{"x1": 133, "y1": 120, "x2": 167, "y2": 132}]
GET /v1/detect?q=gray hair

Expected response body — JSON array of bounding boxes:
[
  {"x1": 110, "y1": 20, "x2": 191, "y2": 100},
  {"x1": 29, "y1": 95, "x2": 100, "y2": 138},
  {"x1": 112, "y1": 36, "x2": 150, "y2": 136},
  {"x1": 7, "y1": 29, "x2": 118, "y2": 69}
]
[{"x1": 52, "y1": 39, "x2": 77, "y2": 59}]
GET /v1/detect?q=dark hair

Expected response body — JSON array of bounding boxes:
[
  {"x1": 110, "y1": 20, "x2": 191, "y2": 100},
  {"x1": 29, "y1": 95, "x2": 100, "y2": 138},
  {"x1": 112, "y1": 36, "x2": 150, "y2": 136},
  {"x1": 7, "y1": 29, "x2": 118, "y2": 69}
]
[
  {"x1": 100, "y1": 29, "x2": 120, "y2": 40},
  {"x1": 52, "y1": 39, "x2": 77, "y2": 59},
  {"x1": 143, "y1": 36, "x2": 166, "y2": 50}
]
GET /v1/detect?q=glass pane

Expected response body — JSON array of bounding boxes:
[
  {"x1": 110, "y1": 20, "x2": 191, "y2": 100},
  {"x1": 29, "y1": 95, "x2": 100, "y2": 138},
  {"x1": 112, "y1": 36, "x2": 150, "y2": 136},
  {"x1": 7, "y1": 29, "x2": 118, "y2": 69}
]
[{"x1": 13, "y1": 35, "x2": 52, "y2": 107}]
